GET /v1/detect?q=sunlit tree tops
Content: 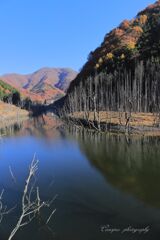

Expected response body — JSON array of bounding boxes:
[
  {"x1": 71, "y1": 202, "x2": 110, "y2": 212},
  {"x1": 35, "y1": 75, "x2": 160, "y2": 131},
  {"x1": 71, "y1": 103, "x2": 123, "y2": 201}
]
[{"x1": 74, "y1": 1, "x2": 160, "y2": 79}]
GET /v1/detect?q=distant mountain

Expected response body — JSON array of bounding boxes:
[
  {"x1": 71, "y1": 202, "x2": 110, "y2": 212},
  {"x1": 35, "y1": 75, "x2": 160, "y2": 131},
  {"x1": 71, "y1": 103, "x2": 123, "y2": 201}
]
[{"x1": 1, "y1": 68, "x2": 77, "y2": 102}]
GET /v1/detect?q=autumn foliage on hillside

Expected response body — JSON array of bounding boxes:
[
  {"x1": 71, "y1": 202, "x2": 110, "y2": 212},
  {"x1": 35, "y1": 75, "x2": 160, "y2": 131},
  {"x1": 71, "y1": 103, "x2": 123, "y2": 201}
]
[
  {"x1": 54, "y1": 0, "x2": 160, "y2": 127},
  {"x1": 71, "y1": 0, "x2": 160, "y2": 83}
]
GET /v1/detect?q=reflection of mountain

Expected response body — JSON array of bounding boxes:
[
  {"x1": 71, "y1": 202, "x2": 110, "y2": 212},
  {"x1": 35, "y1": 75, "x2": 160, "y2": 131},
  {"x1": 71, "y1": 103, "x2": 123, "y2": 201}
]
[
  {"x1": 20, "y1": 114, "x2": 62, "y2": 138},
  {"x1": 67, "y1": 127, "x2": 160, "y2": 208}
]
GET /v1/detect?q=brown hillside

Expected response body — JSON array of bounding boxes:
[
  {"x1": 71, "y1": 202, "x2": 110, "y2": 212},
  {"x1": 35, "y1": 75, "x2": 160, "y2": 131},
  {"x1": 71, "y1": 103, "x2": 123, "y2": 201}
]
[{"x1": 1, "y1": 68, "x2": 77, "y2": 103}]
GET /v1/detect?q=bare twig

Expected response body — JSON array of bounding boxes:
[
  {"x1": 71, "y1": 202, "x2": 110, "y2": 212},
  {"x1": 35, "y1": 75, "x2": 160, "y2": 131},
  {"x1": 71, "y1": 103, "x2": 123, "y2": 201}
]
[
  {"x1": 9, "y1": 166, "x2": 17, "y2": 184},
  {"x1": 8, "y1": 156, "x2": 56, "y2": 240},
  {"x1": 46, "y1": 209, "x2": 56, "y2": 225}
]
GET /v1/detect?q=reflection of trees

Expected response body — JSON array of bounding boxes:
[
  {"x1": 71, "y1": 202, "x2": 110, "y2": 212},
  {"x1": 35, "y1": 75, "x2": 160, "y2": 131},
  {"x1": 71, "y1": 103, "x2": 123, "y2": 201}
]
[
  {"x1": 67, "y1": 126, "x2": 160, "y2": 208},
  {"x1": 0, "y1": 114, "x2": 62, "y2": 139},
  {"x1": 0, "y1": 123, "x2": 22, "y2": 137},
  {"x1": 28, "y1": 114, "x2": 62, "y2": 138}
]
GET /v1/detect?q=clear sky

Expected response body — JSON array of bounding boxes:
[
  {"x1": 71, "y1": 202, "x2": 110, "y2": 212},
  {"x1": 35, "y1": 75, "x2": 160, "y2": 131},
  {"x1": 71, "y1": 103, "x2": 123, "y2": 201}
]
[{"x1": 0, "y1": 0, "x2": 154, "y2": 75}]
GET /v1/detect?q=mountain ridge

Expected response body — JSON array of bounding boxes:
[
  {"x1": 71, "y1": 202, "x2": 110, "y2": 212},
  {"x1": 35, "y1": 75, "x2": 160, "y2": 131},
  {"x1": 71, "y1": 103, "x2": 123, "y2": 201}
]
[
  {"x1": 67, "y1": 0, "x2": 160, "y2": 87},
  {"x1": 1, "y1": 67, "x2": 77, "y2": 103}
]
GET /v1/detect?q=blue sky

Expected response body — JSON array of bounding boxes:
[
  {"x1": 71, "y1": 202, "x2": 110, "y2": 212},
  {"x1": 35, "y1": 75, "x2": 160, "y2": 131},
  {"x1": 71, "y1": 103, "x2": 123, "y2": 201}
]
[{"x1": 0, "y1": 0, "x2": 154, "y2": 75}]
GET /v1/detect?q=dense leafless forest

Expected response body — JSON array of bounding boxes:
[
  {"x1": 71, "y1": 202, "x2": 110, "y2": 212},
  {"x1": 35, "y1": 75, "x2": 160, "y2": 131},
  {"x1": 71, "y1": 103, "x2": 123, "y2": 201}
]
[{"x1": 54, "y1": 58, "x2": 160, "y2": 118}]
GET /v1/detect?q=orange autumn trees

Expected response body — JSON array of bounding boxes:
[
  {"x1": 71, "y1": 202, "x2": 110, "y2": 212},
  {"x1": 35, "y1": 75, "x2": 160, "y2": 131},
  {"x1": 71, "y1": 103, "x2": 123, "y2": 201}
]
[
  {"x1": 139, "y1": 14, "x2": 148, "y2": 25},
  {"x1": 119, "y1": 20, "x2": 130, "y2": 30},
  {"x1": 59, "y1": 1, "x2": 160, "y2": 91},
  {"x1": 90, "y1": 12, "x2": 148, "y2": 70},
  {"x1": 54, "y1": 0, "x2": 160, "y2": 121}
]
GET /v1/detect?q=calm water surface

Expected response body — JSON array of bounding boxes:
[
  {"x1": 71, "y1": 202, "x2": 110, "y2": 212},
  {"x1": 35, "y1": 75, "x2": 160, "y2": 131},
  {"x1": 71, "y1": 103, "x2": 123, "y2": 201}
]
[{"x1": 0, "y1": 114, "x2": 160, "y2": 240}]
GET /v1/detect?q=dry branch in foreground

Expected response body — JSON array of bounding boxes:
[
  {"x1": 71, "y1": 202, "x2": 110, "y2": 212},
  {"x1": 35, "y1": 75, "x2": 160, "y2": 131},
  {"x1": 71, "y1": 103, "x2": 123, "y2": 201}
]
[{"x1": 1, "y1": 155, "x2": 56, "y2": 240}]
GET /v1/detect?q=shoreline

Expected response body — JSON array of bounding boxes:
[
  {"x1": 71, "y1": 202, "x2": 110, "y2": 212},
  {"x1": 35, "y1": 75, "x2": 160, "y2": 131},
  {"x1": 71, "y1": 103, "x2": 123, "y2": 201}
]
[
  {"x1": 66, "y1": 111, "x2": 160, "y2": 136},
  {"x1": 0, "y1": 101, "x2": 29, "y2": 129},
  {"x1": 0, "y1": 115, "x2": 29, "y2": 130}
]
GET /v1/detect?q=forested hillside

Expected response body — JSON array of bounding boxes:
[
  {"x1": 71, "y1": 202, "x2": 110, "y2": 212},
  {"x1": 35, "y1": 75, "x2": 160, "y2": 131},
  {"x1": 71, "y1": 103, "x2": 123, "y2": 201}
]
[
  {"x1": 54, "y1": 1, "x2": 160, "y2": 127},
  {"x1": 0, "y1": 80, "x2": 21, "y2": 105}
]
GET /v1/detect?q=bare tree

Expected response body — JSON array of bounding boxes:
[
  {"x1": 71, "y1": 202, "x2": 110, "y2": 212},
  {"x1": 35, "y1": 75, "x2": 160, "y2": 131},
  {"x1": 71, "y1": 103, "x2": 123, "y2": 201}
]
[
  {"x1": 0, "y1": 156, "x2": 56, "y2": 240},
  {"x1": 8, "y1": 156, "x2": 56, "y2": 240}
]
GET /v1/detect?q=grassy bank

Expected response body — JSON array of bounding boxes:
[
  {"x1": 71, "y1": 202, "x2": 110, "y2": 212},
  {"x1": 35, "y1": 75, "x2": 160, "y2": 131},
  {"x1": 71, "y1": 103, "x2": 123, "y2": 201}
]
[{"x1": 0, "y1": 101, "x2": 29, "y2": 128}]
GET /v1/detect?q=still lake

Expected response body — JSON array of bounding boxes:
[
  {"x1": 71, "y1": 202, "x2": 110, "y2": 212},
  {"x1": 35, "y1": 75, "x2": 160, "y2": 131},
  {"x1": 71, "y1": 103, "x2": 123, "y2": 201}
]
[{"x1": 0, "y1": 114, "x2": 160, "y2": 240}]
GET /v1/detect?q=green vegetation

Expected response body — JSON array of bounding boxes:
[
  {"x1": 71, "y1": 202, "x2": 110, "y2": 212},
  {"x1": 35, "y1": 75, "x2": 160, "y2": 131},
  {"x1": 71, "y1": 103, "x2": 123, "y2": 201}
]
[
  {"x1": 0, "y1": 80, "x2": 20, "y2": 105},
  {"x1": 0, "y1": 80, "x2": 33, "y2": 110}
]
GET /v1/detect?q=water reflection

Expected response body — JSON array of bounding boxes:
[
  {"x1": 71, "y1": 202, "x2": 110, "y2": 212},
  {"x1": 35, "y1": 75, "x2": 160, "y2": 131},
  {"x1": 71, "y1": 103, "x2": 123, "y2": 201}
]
[
  {"x1": 1, "y1": 118, "x2": 160, "y2": 240},
  {"x1": 0, "y1": 122, "x2": 22, "y2": 136},
  {"x1": 66, "y1": 126, "x2": 160, "y2": 209},
  {"x1": 0, "y1": 113, "x2": 62, "y2": 139}
]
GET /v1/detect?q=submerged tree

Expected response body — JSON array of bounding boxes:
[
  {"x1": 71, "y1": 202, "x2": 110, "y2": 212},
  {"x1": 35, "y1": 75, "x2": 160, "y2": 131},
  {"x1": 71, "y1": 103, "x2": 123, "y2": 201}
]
[{"x1": 0, "y1": 156, "x2": 56, "y2": 240}]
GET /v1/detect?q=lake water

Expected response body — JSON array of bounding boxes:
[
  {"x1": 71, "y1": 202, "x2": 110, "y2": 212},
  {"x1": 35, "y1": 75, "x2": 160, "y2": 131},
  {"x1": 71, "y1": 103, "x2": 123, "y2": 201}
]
[{"x1": 0, "y1": 114, "x2": 160, "y2": 240}]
